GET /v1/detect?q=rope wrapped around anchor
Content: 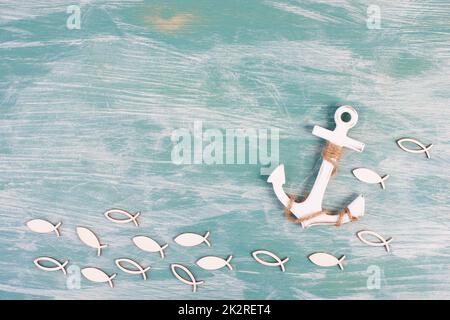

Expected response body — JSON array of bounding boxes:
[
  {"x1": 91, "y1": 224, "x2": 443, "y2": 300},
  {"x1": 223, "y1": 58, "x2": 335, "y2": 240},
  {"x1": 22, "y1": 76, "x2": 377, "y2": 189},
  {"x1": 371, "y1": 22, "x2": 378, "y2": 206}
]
[
  {"x1": 284, "y1": 195, "x2": 358, "y2": 227},
  {"x1": 322, "y1": 141, "x2": 342, "y2": 176},
  {"x1": 284, "y1": 142, "x2": 359, "y2": 226}
]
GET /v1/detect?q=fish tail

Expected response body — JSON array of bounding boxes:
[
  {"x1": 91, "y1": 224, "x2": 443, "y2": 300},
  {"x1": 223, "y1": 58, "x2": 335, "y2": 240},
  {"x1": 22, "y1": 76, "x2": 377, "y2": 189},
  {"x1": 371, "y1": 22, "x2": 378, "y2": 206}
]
[
  {"x1": 280, "y1": 257, "x2": 289, "y2": 272},
  {"x1": 380, "y1": 175, "x2": 389, "y2": 189},
  {"x1": 425, "y1": 144, "x2": 433, "y2": 158},
  {"x1": 338, "y1": 255, "x2": 345, "y2": 270},
  {"x1": 193, "y1": 280, "x2": 204, "y2": 293},
  {"x1": 132, "y1": 212, "x2": 141, "y2": 227},
  {"x1": 97, "y1": 244, "x2": 107, "y2": 256},
  {"x1": 61, "y1": 260, "x2": 69, "y2": 275},
  {"x1": 54, "y1": 222, "x2": 62, "y2": 237},
  {"x1": 108, "y1": 274, "x2": 117, "y2": 288},
  {"x1": 385, "y1": 237, "x2": 393, "y2": 252},
  {"x1": 203, "y1": 231, "x2": 211, "y2": 247},
  {"x1": 142, "y1": 267, "x2": 151, "y2": 280},
  {"x1": 143, "y1": 266, "x2": 151, "y2": 273},
  {"x1": 226, "y1": 255, "x2": 233, "y2": 270},
  {"x1": 160, "y1": 244, "x2": 168, "y2": 258}
]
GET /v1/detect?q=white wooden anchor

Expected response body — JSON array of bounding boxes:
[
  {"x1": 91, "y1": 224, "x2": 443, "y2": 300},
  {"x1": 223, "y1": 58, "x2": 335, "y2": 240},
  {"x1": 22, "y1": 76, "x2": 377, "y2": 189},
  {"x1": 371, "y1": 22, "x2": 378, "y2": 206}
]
[{"x1": 268, "y1": 106, "x2": 366, "y2": 228}]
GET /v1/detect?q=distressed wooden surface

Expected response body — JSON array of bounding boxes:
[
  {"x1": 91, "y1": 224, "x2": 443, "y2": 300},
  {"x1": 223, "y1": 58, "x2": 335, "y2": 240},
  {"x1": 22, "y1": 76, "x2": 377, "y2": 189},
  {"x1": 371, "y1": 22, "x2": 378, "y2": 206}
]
[{"x1": 0, "y1": 0, "x2": 449, "y2": 299}]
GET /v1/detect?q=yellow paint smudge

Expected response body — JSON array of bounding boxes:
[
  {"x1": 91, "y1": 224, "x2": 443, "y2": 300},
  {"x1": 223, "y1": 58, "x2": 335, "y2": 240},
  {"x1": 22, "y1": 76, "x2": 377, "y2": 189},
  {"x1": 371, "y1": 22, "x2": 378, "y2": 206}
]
[{"x1": 147, "y1": 12, "x2": 196, "y2": 33}]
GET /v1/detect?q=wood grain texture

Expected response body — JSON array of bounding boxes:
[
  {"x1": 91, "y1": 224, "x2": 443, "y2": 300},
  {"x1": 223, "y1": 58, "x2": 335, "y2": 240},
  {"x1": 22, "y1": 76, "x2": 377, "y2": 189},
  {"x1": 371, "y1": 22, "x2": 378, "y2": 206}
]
[{"x1": 0, "y1": 0, "x2": 449, "y2": 299}]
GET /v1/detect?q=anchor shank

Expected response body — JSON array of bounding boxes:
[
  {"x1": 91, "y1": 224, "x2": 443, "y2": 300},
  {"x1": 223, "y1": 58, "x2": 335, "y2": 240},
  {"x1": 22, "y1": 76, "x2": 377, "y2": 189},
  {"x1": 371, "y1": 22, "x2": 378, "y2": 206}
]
[
  {"x1": 307, "y1": 160, "x2": 334, "y2": 207},
  {"x1": 287, "y1": 159, "x2": 334, "y2": 218}
]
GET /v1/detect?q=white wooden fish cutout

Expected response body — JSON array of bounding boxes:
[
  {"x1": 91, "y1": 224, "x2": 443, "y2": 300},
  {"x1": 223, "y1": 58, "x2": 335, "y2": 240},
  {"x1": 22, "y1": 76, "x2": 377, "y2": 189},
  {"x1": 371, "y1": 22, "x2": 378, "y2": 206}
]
[
  {"x1": 115, "y1": 258, "x2": 151, "y2": 280},
  {"x1": 26, "y1": 219, "x2": 62, "y2": 237},
  {"x1": 76, "y1": 227, "x2": 107, "y2": 256},
  {"x1": 397, "y1": 138, "x2": 433, "y2": 159},
  {"x1": 174, "y1": 231, "x2": 210, "y2": 247},
  {"x1": 132, "y1": 236, "x2": 168, "y2": 258},
  {"x1": 309, "y1": 252, "x2": 345, "y2": 270},
  {"x1": 357, "y1": 230, "x2": 393, "y2": 252},
  {"x1": 170, "y1": 263, "x2": 204, "y2": 293},
  {"x1": 34, "y1": 257, "x2": 68, "y2": 275},
  {"x1": 81, "y1": 267, "x2": 117, "y2": 288},
  {"x1": 352, "y1": 168, "x2": 389, "y2": 189},
  {"x1": 104, "y1": 209, "x2": 140, "y2": 227},
  {"x1": 196, "y1": 255, "x2": 233, "y2": 271},
  {"x1": 252, "y1": 250, "x2": 289, "y2": 272}
]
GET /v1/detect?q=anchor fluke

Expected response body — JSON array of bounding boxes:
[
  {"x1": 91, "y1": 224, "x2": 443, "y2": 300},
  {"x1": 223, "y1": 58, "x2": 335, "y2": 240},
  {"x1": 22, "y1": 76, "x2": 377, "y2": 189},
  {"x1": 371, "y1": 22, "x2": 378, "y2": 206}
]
[
  {"x1": 267, "y1": 164, "x2": 285, "y2": 185},
  {"x1": 347, "y1": 194, "x2": 365, "y2": 217}
]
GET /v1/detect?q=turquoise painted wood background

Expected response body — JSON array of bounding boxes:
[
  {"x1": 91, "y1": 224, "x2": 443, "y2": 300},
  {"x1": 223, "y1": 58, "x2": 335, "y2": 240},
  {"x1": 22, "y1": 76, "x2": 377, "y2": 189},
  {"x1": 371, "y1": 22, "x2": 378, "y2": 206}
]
[{"x1": 1, "y1": 0, "x2": 449, "y2": 299}]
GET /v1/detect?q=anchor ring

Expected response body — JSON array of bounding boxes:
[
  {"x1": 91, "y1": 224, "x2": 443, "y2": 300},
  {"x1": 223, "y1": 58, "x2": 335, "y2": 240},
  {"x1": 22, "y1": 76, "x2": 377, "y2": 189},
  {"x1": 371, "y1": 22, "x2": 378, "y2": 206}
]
[{"x1": 334, "y1": 105, "x2": 358, "y2": 130}]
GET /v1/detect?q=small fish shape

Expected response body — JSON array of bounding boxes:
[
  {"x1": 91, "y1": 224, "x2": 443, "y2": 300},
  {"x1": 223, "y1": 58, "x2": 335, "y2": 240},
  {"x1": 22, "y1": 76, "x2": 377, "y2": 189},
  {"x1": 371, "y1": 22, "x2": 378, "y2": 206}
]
[
  {"x1": 132, "y1": 236, "x2": 168, "y2": 259},
  {"x1": 397, "y1": 138, "x2": 433, "y2": 159},
  {"x1": 34, "y1": 257, "x2": 68, "y2": 275},
  {"x1": 357, "y1": 230, "x2": 393, "y2": 252},
  {"x1": 174, "y1": 231, "x2": 210, "y2": 247},
  {"x1": 76, "y1": 227, "x2": 107, "y2": 256},
  {"x1": 26, "y1": 219, "x2": 62, "y2": 237},
  {"x1": 104, "y1": 208, "x2": 140, "y2": 227},
  {"x1": 196, "y1": 255, "x2": 233, "y2": 271},
  {"x1": 252, "y1": 250, "x2": 289, "y2": 272},
  {"x1": 352, "y1": 168, "x2": 390, "y2": 189},
  {"x1": 115, "y1": 258, "x2": 151, "y2": 280},
  {"x1": 81, "y1": 267, "x2": 116, "y2": 288},
  {"x1": 170, "y1": 263, "x2": 204, "y2": 293},
  {"x1": 309, "y1": 252, "x2": 345, "y2": 270}
]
